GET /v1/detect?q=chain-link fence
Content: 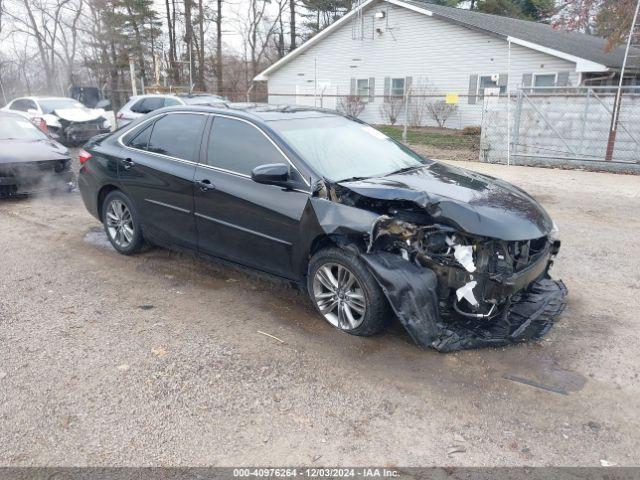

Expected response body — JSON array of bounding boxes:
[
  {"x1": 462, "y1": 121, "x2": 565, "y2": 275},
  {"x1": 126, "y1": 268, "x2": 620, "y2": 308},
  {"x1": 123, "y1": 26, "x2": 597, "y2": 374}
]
[
  {"x1": 269, "y1": 85, "x2": 640, "y2": 172},
  {"x1": 269, "y1": 88, "x2": 486, "y2": 131},
  {"x1": 480, "y1": 86, "x2": 640, "y2": 170}
]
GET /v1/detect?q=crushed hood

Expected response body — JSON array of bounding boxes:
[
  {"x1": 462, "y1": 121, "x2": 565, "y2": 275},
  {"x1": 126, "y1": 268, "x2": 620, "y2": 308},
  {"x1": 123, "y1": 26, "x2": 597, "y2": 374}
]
[
  {"x1": 53, "y1": 108, "x2": 105, "y2": 123},
  {"x1": 0, "y1": 139, "x2": 69, "y2": 164},
  {"x1": 338, "y1": 162, "x2": 553, "y2": 241}
]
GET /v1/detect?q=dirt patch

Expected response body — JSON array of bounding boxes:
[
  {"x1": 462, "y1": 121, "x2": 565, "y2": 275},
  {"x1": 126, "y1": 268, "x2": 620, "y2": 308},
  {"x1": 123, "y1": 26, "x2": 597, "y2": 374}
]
[{"x1": 410, "y1": 144, "x2": 479, "y2": 162}]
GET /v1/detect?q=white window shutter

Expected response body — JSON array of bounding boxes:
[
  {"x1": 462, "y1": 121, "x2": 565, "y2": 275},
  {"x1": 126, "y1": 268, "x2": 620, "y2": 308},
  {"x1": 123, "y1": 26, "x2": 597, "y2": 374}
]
[
  {"x1": 369, "y1": 77, "x2": 376, "y2": 102},
  {"x1": 405, "y1": 76, "x2": 413, "y2": 95},
  {"x1": 557, "y1": 71, "x2": 570, "y2": 86}
]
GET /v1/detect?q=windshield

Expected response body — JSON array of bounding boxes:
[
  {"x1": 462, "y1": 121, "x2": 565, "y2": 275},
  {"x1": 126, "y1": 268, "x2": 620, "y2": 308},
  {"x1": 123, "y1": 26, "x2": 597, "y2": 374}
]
[
  {"x1": 268, "y1": 116, "x2": 429, "y2": 182},
  {"x1": 39, "y1": 99, "x2": 84, "y2": 114},
  {"x1": 0, "y1": 115, "x2": 48, "y2": 141}
]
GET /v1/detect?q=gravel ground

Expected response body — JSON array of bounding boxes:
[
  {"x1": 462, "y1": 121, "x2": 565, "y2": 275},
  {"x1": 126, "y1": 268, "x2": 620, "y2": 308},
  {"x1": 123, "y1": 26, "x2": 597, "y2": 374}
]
[{"x1": 0, "y1": 155, "x2": 639, "y2": 467}]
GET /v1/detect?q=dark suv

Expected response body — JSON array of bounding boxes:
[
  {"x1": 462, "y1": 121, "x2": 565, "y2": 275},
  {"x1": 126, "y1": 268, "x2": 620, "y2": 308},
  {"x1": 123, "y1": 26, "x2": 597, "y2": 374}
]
[{"x1": 78, "y1": 104, "x2": 566, "y2": 351}]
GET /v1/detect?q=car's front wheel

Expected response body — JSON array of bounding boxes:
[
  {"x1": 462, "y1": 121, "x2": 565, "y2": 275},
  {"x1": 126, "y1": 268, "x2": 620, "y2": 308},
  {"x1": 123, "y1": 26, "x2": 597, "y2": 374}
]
[
  {"x1": 308, "y1": 247, "x2": 389, "y2": 337},
  {"x1": 102, "y1": 190, "x2": 144, "y2": 255}
]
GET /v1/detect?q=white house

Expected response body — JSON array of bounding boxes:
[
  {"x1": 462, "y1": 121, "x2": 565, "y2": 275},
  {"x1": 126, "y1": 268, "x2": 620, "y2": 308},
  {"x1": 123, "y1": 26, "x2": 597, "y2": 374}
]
[{"x1": 254, "y1": 0, "x2": 637, "y2": 127}]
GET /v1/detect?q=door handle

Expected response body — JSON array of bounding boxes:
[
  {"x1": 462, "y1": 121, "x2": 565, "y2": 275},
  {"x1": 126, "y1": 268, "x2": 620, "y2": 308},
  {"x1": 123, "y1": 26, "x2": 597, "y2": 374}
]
[
  {"x1": 121, "y1": 158, "x2": 135, "y2": 170},
  {"x1": 196, "y1": 179, "x2": 215, "y2": 191}
]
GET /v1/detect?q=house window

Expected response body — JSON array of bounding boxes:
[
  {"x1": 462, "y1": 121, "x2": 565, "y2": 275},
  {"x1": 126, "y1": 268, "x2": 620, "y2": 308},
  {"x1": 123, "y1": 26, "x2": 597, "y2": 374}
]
[
  {"x1": 356, "y1": 79, "x2": 370, "y2": 98},
  {"x1": 534, "y1": 73, "x2": 556, "y2": 88},
  {"x1": 478, "y1": 75, "x2": 506, "y2": 97},
  {"x1": 391, "y1": 78, "x2": 405, "y2": 96}
]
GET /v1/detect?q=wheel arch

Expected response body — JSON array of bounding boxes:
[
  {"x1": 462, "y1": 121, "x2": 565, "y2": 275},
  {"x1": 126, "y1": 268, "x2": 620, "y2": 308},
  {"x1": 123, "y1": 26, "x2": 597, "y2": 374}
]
[
  {"x1": 96, "y1": 184, "x2": 120, "y2": 220},
  {"x1": 303, "y1": 233, "x2": 368, "y2": 282}
]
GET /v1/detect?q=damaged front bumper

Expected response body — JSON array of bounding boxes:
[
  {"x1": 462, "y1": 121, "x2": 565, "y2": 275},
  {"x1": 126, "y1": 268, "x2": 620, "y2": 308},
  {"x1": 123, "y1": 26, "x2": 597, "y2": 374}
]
[
  {"x1": 361, "y1": 251, "x2": 567, "y2": 352},
  {"x1": 51, "y1": 121, "x2": 110, "y2": 145}
]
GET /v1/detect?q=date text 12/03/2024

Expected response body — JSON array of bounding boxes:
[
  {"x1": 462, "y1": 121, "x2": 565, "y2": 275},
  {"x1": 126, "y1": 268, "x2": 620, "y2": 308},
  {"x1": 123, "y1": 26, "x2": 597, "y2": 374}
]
[{"x1": 232, "y1": 468, "x2": 400, "y2": 477}]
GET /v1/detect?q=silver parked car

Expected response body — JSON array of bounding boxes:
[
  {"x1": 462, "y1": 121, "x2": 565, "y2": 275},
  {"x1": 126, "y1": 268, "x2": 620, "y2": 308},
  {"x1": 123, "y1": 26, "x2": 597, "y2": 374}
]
[{"x1": 116, "y1": 93, "x2": 227, "y2": 127}]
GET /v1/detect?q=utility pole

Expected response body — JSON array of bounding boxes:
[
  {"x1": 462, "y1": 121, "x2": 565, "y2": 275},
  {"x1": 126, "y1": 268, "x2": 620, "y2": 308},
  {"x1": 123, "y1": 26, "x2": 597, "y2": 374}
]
[
  {"x1": 605, "y1": 0, "x2": 640, "y2": 162},
  {"x1": 129, "y1": 58, "x2": 138, "y2": 96}
]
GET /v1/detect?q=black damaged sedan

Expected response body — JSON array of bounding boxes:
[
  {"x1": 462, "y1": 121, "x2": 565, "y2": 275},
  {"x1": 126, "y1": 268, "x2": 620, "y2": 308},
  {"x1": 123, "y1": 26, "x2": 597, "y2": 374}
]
[
  {"x1": 0, "y1": 111, "x2": 74, "y2": 197},
  {"x1": 78, "y1": 105, "x2": 566, "y2": 351}
]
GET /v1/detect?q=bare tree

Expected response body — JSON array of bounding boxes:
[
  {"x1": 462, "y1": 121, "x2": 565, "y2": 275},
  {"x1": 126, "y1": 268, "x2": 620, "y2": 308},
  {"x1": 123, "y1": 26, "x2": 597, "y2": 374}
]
[
  {"x1": 184, "y1": 0, "x2": 194, "y2": 89},
  {"x1": 337, "y1": 95, "x2": 365, "y2": 118},
  {"x1": 195, "y1": 0, "x2": 205, "y2": 90},
  {"x1": 426, "y1": 100, "x2": 458, "y2": 128},
  {"x1": 240, "y1": 0, "x2": 287, "y2": 84},
  {"x1": 379, "y1": 96, "x2": 404, "y2": 125},
  {"x1": 215, "y1": 0, "x2": 223, "y2": 93},
  {"x1": 289, "y1": 0, "x2": 296, "y2": 51},
  {"x1": 407, "y1": 77, "x2": 436, "y2": 127}
]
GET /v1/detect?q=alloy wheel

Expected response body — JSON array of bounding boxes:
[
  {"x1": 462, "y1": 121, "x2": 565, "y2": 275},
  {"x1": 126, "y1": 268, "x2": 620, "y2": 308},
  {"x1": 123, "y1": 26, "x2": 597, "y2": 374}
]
[
  {"x1": 312, "y1": 262, "x2": 367, "y2": 331},
  {"x1": 105, "y1": 199, "x2": 134, "y2": 249}
]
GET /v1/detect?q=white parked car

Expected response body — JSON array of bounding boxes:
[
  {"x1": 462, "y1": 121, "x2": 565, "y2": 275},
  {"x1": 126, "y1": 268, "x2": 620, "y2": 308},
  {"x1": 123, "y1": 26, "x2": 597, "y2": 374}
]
[
  {"x1": 2, "y1": 96, "x2": 112, "y2": 146},
  {"x1": 116, "y1": 93, "x2": 228, "y2": 128}
]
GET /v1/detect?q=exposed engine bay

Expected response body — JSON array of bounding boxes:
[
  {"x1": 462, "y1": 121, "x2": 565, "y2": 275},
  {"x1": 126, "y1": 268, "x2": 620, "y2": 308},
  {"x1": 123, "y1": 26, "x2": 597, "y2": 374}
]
[{"x1": 308, "y1": 164, "x2": 567, "y2": 352}]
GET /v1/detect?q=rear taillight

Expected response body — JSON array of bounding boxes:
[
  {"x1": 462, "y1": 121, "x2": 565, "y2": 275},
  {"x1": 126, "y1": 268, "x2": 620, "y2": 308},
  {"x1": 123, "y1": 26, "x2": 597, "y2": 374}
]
[
  {"x1": 32, "y1": 117, "x2": 48, "y2": 134},
  {"x1": 78, "y1": 149, "x2": 92, "y2": 165}
]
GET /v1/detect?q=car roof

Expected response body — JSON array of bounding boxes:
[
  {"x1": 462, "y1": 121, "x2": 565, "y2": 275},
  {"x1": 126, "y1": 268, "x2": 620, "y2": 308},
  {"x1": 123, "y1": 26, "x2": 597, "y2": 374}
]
[
  {"x1": 156, "y1": 103, "x2": 342, "y2": 122},
  {"x1": 24, "y1": 96, "x2": 76, "y2": 101}
]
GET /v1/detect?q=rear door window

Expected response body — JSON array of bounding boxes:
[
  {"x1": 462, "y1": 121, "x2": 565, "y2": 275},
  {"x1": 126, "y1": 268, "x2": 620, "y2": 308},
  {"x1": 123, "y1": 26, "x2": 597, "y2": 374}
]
[
  {"x1": 206, "y1": 117, "x2": 284, "y2": 175},
  {"x1": 146, "y1": 113, "x2": 207, "y2": 161}
]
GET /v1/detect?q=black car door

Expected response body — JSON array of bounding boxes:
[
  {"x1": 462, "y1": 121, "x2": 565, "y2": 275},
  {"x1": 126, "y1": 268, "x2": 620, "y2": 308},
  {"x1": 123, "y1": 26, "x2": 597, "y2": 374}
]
[
  {"x1": 118, "y1": 112, "x2": 208, "y2": 249},
  {"x1": 193, "y1": 115, "x2": 310, "y2": 279}
]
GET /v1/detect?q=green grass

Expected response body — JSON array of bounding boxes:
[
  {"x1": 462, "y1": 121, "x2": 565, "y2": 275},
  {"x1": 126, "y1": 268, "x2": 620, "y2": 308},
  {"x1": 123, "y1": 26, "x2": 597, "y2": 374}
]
[{"x1": 376, "y1": 125, "x2": 476, "y2": 150}]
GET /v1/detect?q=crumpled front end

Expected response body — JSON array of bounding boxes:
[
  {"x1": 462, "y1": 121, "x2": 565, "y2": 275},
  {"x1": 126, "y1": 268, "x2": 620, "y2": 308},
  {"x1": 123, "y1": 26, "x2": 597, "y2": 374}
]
[
  {"x1": 362, "y1": 220, "x2": 567, "y2": 352},
  {"x1": 311, "y1": 169, "x2": 567, "y2": 352},
  {"x1": 55, "y1": 117, "x2": 110, "y2": 145}
]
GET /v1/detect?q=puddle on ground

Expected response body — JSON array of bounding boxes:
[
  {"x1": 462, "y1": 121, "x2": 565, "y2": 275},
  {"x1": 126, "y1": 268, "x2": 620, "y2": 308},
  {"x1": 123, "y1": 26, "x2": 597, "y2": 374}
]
[
  {"x1": 83, "y1": 227, "x2": 114, "y2": 251},
  {"x1": 499, "y1": 349, "x2": 587, "y2": 394}
]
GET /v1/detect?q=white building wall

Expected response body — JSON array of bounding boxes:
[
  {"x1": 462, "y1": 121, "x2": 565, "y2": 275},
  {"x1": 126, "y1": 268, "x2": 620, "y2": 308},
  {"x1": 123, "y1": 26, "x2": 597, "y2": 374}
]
[{"x1": 266, "y1": 1, "x2": 580, "y2": 127}]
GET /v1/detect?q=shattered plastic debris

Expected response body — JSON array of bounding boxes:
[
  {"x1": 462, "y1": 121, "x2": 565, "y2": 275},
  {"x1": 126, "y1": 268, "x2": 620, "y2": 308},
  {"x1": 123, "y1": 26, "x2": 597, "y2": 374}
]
[
  {"x1": 447, "y1": 237, "x2": 476, "y2": 272},
  {"x1": 456, "y1": 281, "x2": 479, "y2": 307},
  {"x1": 432, "y1": 279, "x2": 568, "y2": 352}
]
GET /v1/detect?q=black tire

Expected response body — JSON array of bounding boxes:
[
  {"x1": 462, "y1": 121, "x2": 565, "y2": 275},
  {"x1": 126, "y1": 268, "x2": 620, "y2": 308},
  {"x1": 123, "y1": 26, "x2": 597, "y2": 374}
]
[
  {"x1": 102, "y1": 190, "x2": 145, "y2": 255},
  {"x1": 307, "y1": 247, "x2": 390, "y2": 337}
]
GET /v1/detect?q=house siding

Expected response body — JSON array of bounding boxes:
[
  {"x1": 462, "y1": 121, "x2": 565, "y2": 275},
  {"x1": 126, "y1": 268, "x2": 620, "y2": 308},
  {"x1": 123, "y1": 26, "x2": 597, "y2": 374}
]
[{"x1": 266, "y1": 1, "x2": 580, "y2": 127}]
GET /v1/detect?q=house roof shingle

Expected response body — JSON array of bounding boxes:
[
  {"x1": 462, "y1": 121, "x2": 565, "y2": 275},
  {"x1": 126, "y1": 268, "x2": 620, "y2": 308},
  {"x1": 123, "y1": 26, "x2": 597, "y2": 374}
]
[{"x1": 408, "y1": 0, "x2": 638, "y2": 70}]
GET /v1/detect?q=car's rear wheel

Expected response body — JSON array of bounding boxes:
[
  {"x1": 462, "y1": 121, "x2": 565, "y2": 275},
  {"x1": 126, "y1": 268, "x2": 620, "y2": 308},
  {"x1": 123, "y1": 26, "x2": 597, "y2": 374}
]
[
  {"x1": 308, "y1": 247, "x2": 389, "y2": 337},
  {"x1": 102, "y1": 190, "x2": 144, "y2": 255}
]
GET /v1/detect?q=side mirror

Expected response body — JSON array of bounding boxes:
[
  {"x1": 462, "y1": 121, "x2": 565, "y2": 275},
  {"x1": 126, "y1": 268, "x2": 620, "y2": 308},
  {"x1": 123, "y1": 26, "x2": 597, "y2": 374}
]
[{"x1": 251, "y1": 163, "x2": 290, "y2": 186}]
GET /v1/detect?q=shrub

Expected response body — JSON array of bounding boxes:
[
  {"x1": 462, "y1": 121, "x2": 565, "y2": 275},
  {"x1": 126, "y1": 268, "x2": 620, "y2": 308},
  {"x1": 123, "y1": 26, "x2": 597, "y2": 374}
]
[
  {"x1": 426, "y1": 100, "x2": 458, "y2": 128},
  {"x1": 462, "y1": 125, "x2": 482, "y2": 136},
  {"x1": 337, "y1": 95, "x2": 366, "y2": 118},
  {"x1": 379, "y1": 96, "x2": 405, "y2": 125}
]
